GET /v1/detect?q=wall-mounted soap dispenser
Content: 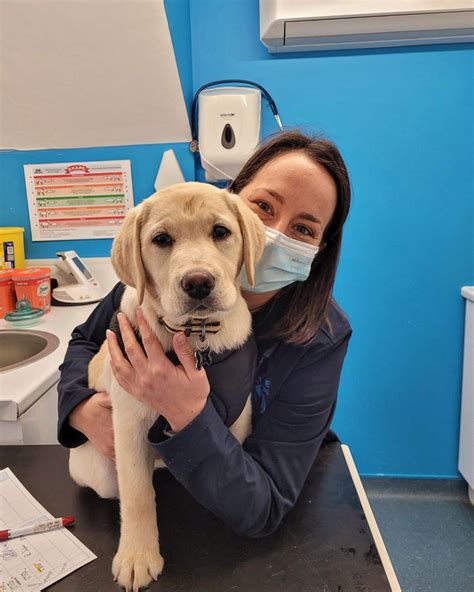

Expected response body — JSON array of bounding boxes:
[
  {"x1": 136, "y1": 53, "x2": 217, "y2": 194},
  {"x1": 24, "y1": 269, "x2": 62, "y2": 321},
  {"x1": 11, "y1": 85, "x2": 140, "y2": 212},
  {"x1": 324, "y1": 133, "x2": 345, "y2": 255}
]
[
  {"x1": 189, "y1": 79, "x2": 282, "y2": 183},
  {"x1": 197, "y1": 87, "x2": 261, "y2": 182}
]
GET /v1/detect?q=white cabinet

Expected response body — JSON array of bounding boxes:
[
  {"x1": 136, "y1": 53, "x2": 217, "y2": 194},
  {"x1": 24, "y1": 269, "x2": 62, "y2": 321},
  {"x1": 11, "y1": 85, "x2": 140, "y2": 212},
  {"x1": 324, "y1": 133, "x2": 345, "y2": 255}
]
[
  {"x1": 0, "y1": 383, "x2": 59, "y2": 445},
  {"x1": 459, "y1": 286, "x2": 474, "y2": 504},
  {"x1": 21, "y1": 383, "x2": 60, "y2": 444}
]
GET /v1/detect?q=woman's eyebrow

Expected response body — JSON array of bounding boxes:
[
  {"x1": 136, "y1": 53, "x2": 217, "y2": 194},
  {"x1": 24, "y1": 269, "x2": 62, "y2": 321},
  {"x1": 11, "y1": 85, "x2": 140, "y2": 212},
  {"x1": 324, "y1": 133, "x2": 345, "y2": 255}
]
[{"x1": 257, "y1": 188, "x2": 322, "y2": 225}]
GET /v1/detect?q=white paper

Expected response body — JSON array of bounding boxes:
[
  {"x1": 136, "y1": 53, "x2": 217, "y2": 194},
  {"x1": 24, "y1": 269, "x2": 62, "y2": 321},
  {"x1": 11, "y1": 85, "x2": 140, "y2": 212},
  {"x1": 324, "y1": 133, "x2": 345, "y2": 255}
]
[
  {"x1": 1, "y1": 0, "x2": 191, "y2": 149},
  {"x1": 0, "y1": 468, "x2": 96, "y2": 591},
  {"x1": 154, "y1": 149, "x2": 186, "y2": 191},
  {"x1": 24, "y1": 160, "x2": 134, "y2": 241}
]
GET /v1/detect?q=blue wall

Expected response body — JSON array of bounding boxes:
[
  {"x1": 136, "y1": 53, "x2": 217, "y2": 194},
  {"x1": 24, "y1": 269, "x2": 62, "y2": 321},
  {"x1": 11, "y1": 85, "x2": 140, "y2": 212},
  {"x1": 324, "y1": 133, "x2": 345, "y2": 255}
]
[
  {"x1": 0, "y1": 143, "x2": 194, "y2": 258},
  {"x1": 190, "y1": 0, "x2": 474, "y2": 477},
  {"x1": 1, "y1": 0, "x2": 472, "y2": 477},
  {"x1": 0, "y1": 0, "x2": 194, "y2": 259}
]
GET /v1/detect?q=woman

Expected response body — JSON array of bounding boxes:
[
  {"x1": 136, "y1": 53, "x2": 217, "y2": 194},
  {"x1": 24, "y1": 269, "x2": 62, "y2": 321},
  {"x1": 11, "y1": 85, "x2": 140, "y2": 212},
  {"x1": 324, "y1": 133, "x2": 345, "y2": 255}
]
[{"x1": 57, "y1": 129, "x2": 352, "y2": 537}]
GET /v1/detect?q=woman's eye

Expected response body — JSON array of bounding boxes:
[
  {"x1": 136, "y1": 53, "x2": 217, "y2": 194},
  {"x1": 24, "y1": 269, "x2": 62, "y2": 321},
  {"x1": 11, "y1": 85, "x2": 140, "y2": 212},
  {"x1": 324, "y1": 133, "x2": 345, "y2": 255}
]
[
  {"x1": 153, "y1": 233, "x2": 173, "y2": 247},
  {"x1": 255, "y1": 201, "x2": 272, "y2": 214},
  {"x1": 213, "y1": 225, "x2": 231, "y2": 240},
  {"x1": 295, "y1": 225, "x2": 312, "y2": 237}
]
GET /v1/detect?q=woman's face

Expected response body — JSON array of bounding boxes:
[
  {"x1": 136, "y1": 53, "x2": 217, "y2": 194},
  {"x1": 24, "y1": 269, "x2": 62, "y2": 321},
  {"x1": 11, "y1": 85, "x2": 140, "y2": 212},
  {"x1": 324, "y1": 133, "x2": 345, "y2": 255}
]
[{"x1": 238, "y1": 152, "x2": 337, "y2": 247}]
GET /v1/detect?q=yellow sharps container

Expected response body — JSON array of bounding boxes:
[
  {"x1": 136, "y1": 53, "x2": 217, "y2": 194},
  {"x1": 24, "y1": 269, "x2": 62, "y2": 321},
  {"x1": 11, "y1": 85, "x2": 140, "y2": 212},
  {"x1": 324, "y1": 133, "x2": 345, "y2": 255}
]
[{"x1": 0, "y1": 227, "x2": 25, "y2": 269}]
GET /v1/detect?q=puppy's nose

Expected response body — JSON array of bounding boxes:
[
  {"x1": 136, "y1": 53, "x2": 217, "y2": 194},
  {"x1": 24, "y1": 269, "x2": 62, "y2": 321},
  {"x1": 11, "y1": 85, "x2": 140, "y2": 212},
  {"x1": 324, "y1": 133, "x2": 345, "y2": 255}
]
[{"x1": 181, "y1": 272, "x2": 215, "y2": 300}]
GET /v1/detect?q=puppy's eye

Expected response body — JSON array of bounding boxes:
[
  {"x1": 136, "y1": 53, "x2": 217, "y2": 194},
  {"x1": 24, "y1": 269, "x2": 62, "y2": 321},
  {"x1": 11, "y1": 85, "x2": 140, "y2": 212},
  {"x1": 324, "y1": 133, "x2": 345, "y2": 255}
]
[
  {"x1": 153, "y1": 233, "x2": 172, "y2": 247},
  {"x1": 213, "y1": 225, "x2": 231, "y2": 240}
]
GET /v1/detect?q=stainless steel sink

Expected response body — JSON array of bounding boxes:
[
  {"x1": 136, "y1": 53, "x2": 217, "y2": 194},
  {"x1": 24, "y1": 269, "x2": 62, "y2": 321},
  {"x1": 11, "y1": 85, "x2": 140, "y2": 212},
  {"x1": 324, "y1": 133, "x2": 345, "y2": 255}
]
[{"x1": 0, "y1": 330, "x2": 60, "y2": 373}]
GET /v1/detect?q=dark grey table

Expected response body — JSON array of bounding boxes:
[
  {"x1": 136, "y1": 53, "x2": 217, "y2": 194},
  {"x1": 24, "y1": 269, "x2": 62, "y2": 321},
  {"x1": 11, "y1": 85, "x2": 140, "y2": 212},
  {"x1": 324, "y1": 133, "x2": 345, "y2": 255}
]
[{"x1": 0, "y1": 442, "x2": 393, "y2": 592}]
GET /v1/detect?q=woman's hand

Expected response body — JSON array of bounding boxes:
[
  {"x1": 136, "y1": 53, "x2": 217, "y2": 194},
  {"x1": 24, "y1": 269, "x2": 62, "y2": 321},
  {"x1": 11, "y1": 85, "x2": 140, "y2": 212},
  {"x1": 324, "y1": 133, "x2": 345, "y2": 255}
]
[
  {"x1": 69, "y1": 392, "x2": 116, "y2": 459},
  {"x1": 106, "y1": 309, "x2": 210, "y2": 432}
]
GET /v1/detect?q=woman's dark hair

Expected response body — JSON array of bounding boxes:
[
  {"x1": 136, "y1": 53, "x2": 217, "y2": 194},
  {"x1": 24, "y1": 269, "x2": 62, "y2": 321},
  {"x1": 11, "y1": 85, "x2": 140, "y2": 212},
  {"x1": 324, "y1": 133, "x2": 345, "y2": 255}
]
[{"x1": 229, "y1": 129, "x2": 351, "y2": 345}]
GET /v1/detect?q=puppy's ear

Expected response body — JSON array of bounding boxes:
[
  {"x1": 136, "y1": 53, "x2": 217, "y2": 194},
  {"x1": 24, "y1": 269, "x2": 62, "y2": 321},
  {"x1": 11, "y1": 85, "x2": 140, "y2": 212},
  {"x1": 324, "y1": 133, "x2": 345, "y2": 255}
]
[
  {"x1": 223, "y1": 191, "x2": 266, "y2": 287},
  {"x1": 111, "y1": 203, "x2": 147, "y2": 304}
]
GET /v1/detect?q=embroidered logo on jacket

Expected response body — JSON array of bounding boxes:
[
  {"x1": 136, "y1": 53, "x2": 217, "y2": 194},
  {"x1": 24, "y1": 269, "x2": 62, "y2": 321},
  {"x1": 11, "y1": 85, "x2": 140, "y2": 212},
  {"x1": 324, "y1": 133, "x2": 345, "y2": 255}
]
[{"x1": 253, "y1": 375, "x2": 272, "y2": 414}]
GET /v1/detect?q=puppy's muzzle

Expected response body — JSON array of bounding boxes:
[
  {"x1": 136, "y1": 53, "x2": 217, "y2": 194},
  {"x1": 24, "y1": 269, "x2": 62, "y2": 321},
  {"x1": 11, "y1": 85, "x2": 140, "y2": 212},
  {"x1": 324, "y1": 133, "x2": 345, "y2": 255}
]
[{"x1": 181, "y1": 272, "x2": 216, "y2": 300}]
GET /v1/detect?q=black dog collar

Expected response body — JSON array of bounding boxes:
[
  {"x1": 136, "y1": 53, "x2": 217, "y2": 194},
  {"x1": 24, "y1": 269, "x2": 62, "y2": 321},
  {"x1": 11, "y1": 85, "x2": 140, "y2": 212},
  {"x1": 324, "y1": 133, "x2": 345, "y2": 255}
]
[
  {"x1": 109, "y1": 311, "x2": 221, "y2": 371},
  {"x1": 158, "y1": 317, "x2": 221, "y2": 341},
  {"x1": 158, "y1": 317, "x2": 222, "y2": 370}
]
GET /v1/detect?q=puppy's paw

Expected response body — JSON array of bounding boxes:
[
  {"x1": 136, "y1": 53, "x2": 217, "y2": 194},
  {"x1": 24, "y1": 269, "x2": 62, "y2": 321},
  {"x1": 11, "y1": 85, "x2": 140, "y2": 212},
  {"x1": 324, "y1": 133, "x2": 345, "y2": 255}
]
[{"x1": 112, "y1": 542, "x2": 164, "y2": 591}]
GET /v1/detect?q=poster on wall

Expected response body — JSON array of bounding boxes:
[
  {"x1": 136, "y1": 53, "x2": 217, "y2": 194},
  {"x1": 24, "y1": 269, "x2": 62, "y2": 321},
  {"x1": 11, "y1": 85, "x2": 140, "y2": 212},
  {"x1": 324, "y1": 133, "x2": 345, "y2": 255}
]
[{"x1": 24, "y1": 160, "x2": 134, "y2": 241}]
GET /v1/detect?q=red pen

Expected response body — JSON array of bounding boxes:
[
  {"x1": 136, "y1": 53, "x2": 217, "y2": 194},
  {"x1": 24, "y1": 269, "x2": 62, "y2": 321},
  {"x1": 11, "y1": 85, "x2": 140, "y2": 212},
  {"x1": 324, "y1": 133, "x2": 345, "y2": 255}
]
[{"x1": 0, "y1": 516, "x2": 75, "y2": 541}]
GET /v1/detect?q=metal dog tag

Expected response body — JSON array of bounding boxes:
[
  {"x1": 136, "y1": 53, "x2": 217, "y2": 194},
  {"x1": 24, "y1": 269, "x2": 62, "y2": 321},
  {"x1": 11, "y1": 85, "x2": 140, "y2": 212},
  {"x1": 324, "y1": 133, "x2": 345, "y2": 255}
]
[{"x1": 195, "y1": 346, "x2": 212, "y2": 370}]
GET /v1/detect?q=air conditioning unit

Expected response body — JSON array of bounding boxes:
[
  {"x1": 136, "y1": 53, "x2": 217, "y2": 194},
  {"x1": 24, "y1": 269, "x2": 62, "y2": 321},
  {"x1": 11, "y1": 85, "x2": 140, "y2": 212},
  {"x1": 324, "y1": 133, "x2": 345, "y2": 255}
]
[{"x1": 260, "y1": 0, "x2": 474, "y2": 52}]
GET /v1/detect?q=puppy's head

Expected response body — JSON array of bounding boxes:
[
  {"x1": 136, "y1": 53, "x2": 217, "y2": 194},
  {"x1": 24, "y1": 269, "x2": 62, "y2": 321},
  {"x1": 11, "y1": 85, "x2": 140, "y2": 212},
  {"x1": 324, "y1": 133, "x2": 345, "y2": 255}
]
[{"x1": 111, "y1": 182, "x2": 265, "y2": 321}]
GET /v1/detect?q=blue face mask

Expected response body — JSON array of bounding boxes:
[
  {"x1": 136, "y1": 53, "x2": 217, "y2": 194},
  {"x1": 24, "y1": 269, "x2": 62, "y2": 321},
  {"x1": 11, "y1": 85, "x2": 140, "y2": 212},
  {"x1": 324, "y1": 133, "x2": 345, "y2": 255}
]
[{"x1": 240, "y1": 225, "x2": 319, "y2": 293}]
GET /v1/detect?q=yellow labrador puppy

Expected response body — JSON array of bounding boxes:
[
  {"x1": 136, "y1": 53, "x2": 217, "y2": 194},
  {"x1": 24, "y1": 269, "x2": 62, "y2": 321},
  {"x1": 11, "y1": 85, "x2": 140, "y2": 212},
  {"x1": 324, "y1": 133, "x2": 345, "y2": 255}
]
[{"x1": 69, "y1": 182, "x2": 265, "y2": 591}]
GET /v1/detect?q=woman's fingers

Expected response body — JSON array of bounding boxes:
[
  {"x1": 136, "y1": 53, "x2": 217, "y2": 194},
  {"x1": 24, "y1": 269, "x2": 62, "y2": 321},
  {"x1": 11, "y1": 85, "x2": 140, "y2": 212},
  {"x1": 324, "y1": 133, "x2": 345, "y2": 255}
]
[
  {"x1": 71, "y1": 393, "x2": 116, "y2": 460},
  {"x1": 96, "y1": 391, "x2": 113, "y2": 410},
  {"x1": 173, "y1": 332, "x2": 204, "y2": 378},
  {"x1": 117, "y1": 312, "x2": 148, "y2": 371},
  {"x1": 136, "y1": 308, "x2": 171, "y2": 366},
  {"x1": 106, "y1": 329, "x2": 134, "y2": 388}
]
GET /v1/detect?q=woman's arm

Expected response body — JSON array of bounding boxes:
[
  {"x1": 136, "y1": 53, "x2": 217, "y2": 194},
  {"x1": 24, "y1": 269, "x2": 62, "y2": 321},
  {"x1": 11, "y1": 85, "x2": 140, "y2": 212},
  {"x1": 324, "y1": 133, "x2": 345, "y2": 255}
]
[
  {"x1": 57, "y1": 282, "x2": 125, "y2": 448},
  {"x1": 147, "y1": 334, "x2": 351, "y2": 537}
]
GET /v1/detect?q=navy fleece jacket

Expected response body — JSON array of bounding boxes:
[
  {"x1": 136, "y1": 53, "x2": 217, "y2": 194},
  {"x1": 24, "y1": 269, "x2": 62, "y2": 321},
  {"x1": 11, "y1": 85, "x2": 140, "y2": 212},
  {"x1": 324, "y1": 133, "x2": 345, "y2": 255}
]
[{"x1": 57, "y1": 283, "x2": 351, "y2": 537}]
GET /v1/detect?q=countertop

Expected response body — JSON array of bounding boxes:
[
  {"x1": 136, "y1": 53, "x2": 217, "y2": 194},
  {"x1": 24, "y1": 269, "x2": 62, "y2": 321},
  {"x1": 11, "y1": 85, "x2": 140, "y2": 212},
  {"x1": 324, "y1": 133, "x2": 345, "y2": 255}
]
[
  {"x1": 0, "y1": 443, "x2": 399, "y2": 592},
  {"x1": 0, "y1": 303, "x2": 97, "y2": 420},
  {"x1": 0, "y1": 257, "x2": 118, "y2": 421}
]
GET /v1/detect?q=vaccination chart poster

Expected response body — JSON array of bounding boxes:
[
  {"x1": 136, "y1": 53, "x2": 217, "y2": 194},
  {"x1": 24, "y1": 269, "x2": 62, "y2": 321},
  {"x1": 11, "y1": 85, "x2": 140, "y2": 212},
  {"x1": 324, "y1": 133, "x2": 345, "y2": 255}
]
[{"x1": 24, "y1": 160, "x2": 134, "y2": 241}]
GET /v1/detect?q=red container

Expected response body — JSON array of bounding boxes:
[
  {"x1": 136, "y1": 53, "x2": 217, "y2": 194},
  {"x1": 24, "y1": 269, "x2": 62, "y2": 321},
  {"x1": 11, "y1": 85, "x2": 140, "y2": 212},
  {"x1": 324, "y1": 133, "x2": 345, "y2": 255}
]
[
  {"x1": 0, "y1": 269, "x2": 17, "y2": 318},
  {"x1": 11, "y1": 267, "x2": 51, "y2": 313}
]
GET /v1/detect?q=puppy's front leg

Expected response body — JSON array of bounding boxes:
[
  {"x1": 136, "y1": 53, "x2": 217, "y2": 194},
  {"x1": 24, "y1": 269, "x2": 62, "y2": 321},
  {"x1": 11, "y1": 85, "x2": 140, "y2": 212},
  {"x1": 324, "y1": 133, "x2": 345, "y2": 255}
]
[{"x1": 111, "y1": 390, "x2": 163, "y2": 591}]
